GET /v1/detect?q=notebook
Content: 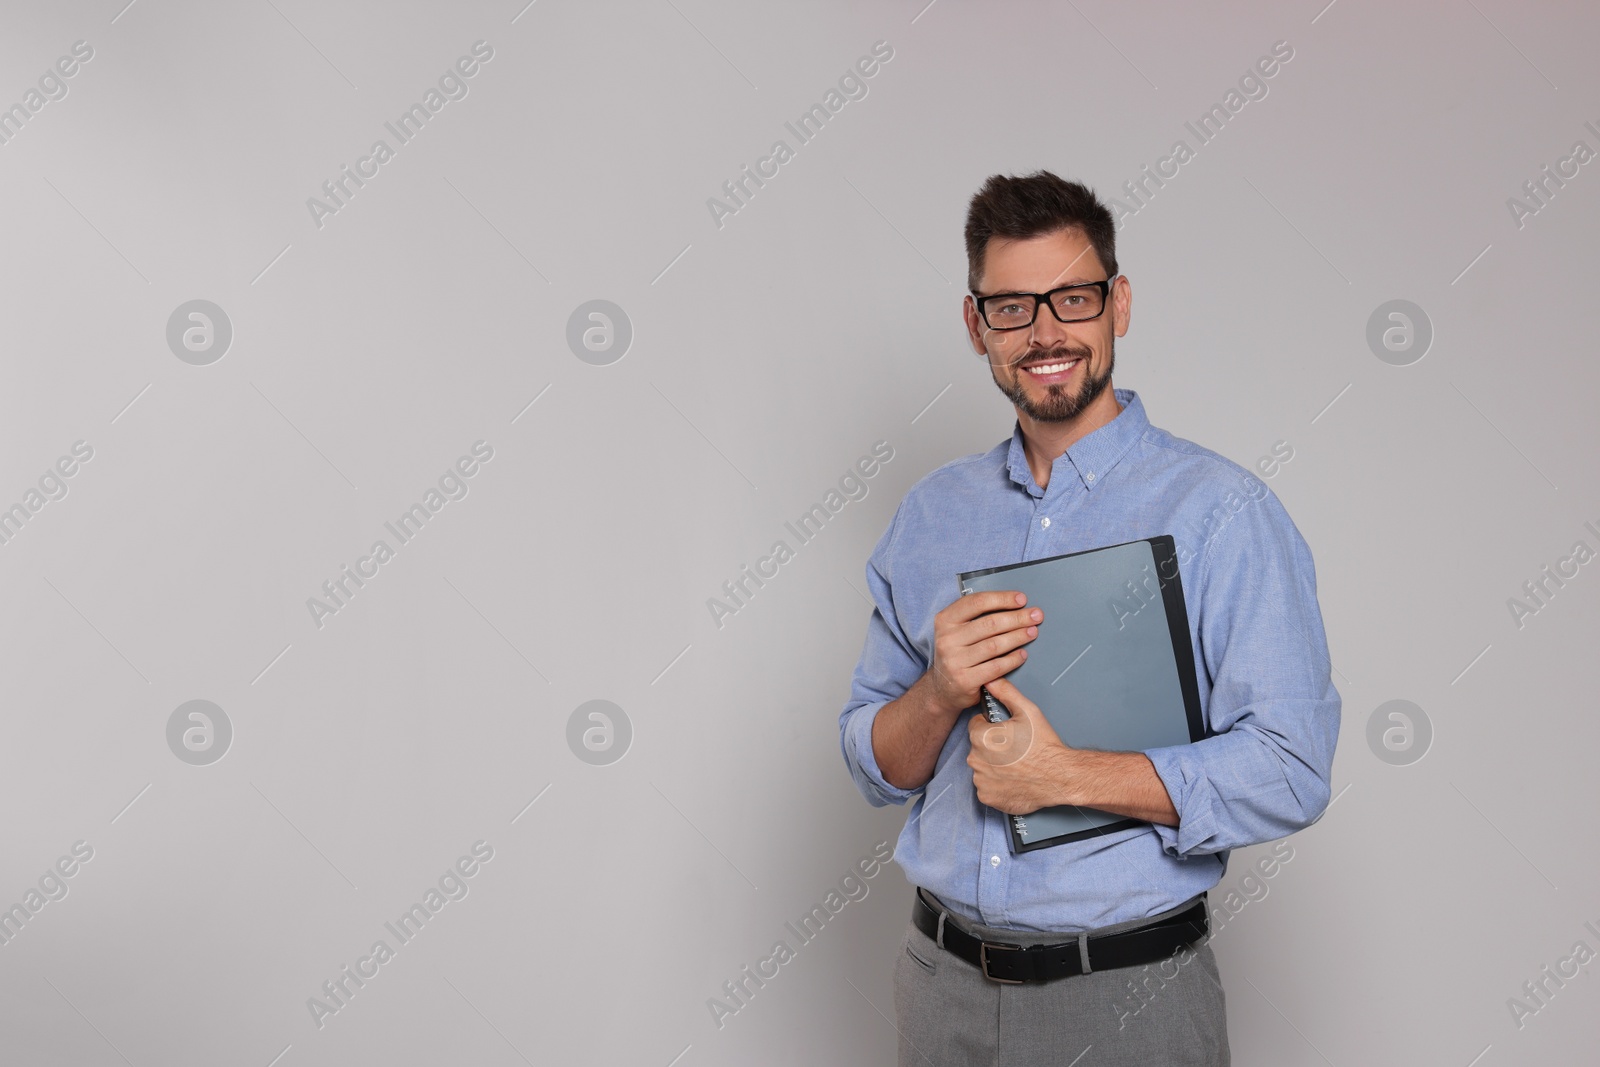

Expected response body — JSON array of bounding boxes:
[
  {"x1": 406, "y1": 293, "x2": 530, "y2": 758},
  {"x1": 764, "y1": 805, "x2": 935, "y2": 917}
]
[{"x1": 957, "y1": 535, "x2": 1208, "y2": 852}]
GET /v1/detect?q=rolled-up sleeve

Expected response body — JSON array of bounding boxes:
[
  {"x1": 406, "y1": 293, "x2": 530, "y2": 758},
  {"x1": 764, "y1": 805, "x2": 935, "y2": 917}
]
[
  {"x1": 1143, "y1": 487, "x2": 1341, "y2": 857},
  {"x1": 839, "y1": 507, "x2": 923, "y2": 808}
]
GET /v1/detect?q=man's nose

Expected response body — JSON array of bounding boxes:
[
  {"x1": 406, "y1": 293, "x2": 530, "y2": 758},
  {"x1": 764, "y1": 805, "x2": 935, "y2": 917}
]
[{"x1": 1028, "y1": 298, "x2": 1072, "y2": 345}]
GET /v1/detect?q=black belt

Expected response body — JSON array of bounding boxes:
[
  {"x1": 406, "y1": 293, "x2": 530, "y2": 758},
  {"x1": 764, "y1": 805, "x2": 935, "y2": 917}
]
[{"x1": 912, "y1": 888, "x2": 1209, "y2": 984}]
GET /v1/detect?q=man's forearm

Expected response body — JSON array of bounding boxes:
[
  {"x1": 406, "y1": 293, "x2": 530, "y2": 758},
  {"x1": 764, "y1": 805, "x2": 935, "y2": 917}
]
[
  {"x1": 1053, "y1": 749, "x2": 1178, "y2": 826},
  {"x1": 871, "y1": 673, "x2": 964, "y2": 790}
]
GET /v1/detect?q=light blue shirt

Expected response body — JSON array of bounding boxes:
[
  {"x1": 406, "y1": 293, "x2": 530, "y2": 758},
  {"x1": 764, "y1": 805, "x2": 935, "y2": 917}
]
[{"x1": 838, "y1": 388, "x2": 1340, "y2": 933}]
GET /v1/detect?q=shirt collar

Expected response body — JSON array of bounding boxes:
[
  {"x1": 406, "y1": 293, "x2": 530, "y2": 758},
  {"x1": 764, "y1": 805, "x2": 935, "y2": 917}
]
[{"x1": 1004, "y1": 387, "x2": 1149, "y2": 497}]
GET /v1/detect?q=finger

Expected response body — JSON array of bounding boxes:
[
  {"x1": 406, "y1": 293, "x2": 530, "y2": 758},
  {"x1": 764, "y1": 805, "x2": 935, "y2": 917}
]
[
  {"x1": 967, "y1": 712, "x2": 995, "y2": 743},
  {"x1": 946, "y1": 589, "x2": 1026, "y2": 624},
  {"x1": 982, "y1": 684, "x2": 1056, "y2": 752},
  {"x1": 963, "y1": 605, "x2": 1044, "y2": 642},
  {"x1": 968, "y1": 716, "x2": 1003, "y2": 751},
  {"x1": 952, "y1": 626, "x2": 1037, "y2": 674},
  {"x1": 970, "y1": 715, "x2": 1021, "y2": 753},
  {"x1": 984, "y1": 676, "x2": 1042, "y2": 720},
  {"x1": 936, "y1": 600, "x2": 1037, "y2": 683},
  {"x1": 973, "y1": 702, "x2": 1033, "y2": 765},
  {"x1": 982, "y1": 724, "x2": 1017, "y2": 754},
  {"x1": 985, "y1": 676, "x2": 1021, "y2": 698},
  {"x1": 966, "y1": 646, "x2": 1029, "y2": 685},
  {"x1": 946, "y1": 641, "x2": 1025, "y2": 684}
]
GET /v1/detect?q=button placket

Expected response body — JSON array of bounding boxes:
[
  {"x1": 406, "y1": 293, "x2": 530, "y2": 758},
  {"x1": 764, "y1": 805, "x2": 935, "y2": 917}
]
[{"x1": 975, "y1": 807, "x2": 1011, "y2": 923}]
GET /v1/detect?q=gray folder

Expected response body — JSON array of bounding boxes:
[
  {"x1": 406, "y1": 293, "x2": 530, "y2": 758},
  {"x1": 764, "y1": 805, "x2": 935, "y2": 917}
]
[{"x1": 957, "y1": 535, "x2": 1207, "y2": 852}]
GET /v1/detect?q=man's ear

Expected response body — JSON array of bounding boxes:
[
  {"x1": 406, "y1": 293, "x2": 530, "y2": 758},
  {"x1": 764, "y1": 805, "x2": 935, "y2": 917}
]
[
  {"x1": 1112, "y1": 275, "x2": 1132, "y2": 338},
  {"x1": 963, "y1": 296, "x2": 988, "y2": 356}
]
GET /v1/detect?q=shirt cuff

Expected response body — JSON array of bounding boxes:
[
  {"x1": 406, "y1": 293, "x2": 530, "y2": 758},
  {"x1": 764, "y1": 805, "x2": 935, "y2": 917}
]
[
  {"x1": 1143, "y1": 744, "x2": 1220, "y2": 858},
  {"x1": 844, "y1": 700, "x2": 918, "y2": 807}
]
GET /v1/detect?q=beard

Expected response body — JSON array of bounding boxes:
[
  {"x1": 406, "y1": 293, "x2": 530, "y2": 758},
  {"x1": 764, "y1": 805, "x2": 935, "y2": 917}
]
[{"x1": 989, "y1": 339, "x2": 1115, "y2": 422}]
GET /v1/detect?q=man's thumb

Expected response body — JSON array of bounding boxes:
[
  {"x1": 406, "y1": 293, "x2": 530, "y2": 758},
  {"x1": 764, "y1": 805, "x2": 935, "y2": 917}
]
[{"x1": 986, "y1": 677, "x2": 1036, "y2": 719}]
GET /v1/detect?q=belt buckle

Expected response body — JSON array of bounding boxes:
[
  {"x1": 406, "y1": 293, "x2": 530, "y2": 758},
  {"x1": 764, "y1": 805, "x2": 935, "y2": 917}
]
[{"x1": 979, "y1": 940, "x2": 1024, "y2": 984}]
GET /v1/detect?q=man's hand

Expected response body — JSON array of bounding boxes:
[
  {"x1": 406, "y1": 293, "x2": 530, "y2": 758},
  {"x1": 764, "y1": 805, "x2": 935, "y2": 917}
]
[
  {"x1": 869, "y1": 590, "x2": 1041, "y2": 791},
  {"x1": 966, "y1": 677, "x2": 1181, "y2": 826},
  {"x1": 965, "y1": 676, "x2": 1073, "y2": 814},
  {"x1": 926, "y1": 590, "x2": 1042, "y2": 715}
]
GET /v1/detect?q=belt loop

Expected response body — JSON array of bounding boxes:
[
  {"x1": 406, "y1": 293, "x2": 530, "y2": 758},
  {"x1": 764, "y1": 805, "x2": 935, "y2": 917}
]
[
  {"x1": 936, "y1": 910, "x2": 947, "y2": 949},
  {"x1": 1077, "y1": 933, "x2": 1092, "y2": 974}
]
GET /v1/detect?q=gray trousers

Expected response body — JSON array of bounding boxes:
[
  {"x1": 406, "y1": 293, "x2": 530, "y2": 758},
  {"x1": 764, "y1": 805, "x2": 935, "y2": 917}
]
[{"x1": 893, "y1": 889, "x2": 1229, "y2": 1066}]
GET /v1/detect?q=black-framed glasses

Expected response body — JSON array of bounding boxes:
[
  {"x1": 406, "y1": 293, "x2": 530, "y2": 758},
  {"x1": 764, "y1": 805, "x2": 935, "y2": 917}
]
[{"x1": 972, "y1": 276, "x2": 1119, "y2": 331}]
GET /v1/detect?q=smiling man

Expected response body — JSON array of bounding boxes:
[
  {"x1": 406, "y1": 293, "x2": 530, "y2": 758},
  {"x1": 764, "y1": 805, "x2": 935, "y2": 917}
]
[{"x1": 837, "y1": 171, "x2": 1340, "y2": 1065}]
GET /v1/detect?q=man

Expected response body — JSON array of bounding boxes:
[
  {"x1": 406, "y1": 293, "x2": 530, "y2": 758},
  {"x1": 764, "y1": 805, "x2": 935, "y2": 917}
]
[{"x1": 837, "y1": 171, "x2": 1340, "y2": 1065}]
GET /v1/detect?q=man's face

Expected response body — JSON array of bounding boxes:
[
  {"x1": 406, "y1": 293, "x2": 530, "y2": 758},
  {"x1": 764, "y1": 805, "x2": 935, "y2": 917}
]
[{"x1": 963, "y1": 228, "x2": 1130, "y2": 423}]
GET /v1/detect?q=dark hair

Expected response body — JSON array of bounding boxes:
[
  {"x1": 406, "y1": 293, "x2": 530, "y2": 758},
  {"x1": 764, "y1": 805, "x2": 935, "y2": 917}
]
[{"x1": 964, "y1": 171, "x2": 1117, "y2": 293}]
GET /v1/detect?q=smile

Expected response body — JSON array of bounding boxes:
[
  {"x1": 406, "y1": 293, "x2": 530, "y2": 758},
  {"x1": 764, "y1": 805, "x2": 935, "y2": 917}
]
[{"x1": 1020, "y1": 358, "x2": 1081, "y2": 381}]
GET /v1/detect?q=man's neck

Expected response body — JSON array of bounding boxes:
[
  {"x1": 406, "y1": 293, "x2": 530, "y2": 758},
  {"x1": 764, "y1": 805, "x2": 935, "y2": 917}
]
[{"x1": 1019, "y1": 386, "x2": 1124, "y2": 490}]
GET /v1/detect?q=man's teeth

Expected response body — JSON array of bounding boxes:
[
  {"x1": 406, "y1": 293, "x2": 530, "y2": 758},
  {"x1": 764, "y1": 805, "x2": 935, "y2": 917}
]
[{"x1": 1025, "y1": 359, "x2": 1079, "y2": 374}]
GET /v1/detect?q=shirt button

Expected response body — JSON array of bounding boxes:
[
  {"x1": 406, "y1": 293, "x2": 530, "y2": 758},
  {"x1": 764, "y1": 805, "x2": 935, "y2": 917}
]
[
  {"x1": 1041, "y1": 517, "x2": 1051, "y2": 528},
  {"x1": 990, "y1": 855, "x2": 1001, "y2": 867},
  {"x1": 1086, "y1": 472, "x2": 1096, "y2": 483}
]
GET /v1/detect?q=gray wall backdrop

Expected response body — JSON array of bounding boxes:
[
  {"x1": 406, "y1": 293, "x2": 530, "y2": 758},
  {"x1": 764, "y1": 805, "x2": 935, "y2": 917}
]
[{"x1": 2, "y1": 0, "x2": 1597, "y2": 1064}]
